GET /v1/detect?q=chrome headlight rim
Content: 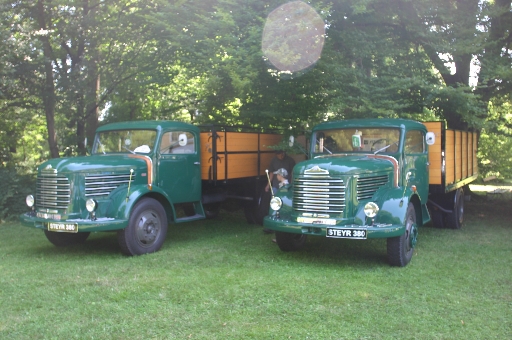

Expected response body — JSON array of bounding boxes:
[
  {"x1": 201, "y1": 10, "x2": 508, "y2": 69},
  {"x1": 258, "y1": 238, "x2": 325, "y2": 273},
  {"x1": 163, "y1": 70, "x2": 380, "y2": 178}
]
[
  {"x1": 364, "y1": 202, "x2": 379, "y2": 218},
  {"x1": 85, "y1": 198, "x2": 97, "y2": 212},
  {"x1": 270, "y1": 197, "x2": 283, "y2": 211},
  {"x1": 26, "y1": 195, "x2": 35, "y2": 208}
]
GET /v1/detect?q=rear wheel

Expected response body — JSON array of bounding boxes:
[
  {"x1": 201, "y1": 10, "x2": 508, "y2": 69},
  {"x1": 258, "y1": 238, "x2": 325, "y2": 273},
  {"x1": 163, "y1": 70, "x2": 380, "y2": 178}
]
[
  {"x1": 44, "y1": 230, "x2": 90, "y2": 247},
  {"x1": 275, "y1": 231, "x2": 307, "y2": 251},
  {"x1": 387, "y1": 203, "x2": 417, "y2": 267},
  {"x1": 118, "y1": 198, "x2": 168, "y2": 256},
  {"x1": 446, "y1": 188, "x2": 464, "y2": 229},
  {"x1": 254, "y1": 186, "x2": 271, "y2": 225}
]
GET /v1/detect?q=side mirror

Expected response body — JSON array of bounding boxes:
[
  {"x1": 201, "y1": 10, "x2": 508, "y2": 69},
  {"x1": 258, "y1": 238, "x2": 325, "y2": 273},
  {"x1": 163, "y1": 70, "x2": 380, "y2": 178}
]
[
  {"x1": 426, "y1": 132, "x2": 435, "y2": 145},
  {"x1": 178, "y1": 133, "x2": 187, "y2": 146}
]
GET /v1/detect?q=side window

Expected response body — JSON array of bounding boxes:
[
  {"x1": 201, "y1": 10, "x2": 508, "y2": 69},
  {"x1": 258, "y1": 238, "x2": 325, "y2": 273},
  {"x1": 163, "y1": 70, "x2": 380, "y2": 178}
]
[
  {"x1": 160, "y1": 131, "x2": 195, "y2": 154},
  {"x1": 405, "y1": 130, "x2": 425, "y2": 154}
]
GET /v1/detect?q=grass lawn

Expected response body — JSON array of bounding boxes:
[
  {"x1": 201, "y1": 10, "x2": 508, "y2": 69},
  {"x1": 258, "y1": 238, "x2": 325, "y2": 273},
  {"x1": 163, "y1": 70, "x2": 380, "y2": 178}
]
[{"x1": 0, "y1": 188, "x2": 510, "y2": 339}]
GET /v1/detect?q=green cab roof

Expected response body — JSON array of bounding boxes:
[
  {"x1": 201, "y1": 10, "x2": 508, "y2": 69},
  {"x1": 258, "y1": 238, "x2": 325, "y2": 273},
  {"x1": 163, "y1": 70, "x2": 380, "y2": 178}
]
[
  {"x1": 313, "y1": 118, "x2": 427, "y2": 131},
  {"x1": 96, "y1": 120, "x2": 198, "y2": 133}
]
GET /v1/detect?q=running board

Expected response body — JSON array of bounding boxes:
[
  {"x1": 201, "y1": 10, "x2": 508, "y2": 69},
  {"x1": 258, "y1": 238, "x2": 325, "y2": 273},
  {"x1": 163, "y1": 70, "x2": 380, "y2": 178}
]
[{"x1": 175, "y1": 214, "x2": 205, "y2": 223}]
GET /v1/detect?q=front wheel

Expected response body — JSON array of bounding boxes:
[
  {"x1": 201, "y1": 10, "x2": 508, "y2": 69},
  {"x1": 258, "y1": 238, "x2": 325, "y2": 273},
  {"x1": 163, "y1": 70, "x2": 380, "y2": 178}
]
[
  {"x1": 387, "y1": 203, "x2": 417, "y2": 267},
  {"x1": 44, "y1": 230, "x2": 90, "y2": 247},
  {"x1": 275, "y1": 231, "x2": 307, "y2": 251},
  {"x1": 118, "y1": 198, "x2": 168, "y2": 256}
]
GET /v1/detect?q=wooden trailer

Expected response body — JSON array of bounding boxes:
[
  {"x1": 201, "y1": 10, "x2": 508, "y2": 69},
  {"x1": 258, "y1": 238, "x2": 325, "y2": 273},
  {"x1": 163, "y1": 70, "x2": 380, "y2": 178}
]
[{"x1": 423, "y1": 121, "x2": 478, "y2": 228}]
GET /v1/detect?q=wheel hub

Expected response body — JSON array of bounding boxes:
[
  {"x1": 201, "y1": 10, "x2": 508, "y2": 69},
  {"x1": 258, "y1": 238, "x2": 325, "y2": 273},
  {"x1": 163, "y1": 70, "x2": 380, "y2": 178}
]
[{"x1": 409, "y1": 223, "x2": 418, "y2": 249}]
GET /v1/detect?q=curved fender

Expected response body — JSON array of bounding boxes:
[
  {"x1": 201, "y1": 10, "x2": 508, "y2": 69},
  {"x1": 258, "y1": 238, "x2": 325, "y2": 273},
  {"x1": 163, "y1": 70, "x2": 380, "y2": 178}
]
[
  {"x1": 356, "y1": 187, "x2": 415, "y2": 226},
  {"x1": 107, "y1": 185, "x2": 172, "y2": 220}
]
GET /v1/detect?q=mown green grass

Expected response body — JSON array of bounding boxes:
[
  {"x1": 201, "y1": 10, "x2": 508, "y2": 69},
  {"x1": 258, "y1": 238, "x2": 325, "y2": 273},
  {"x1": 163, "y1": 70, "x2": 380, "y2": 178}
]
[{"x1": 1, "y1": 197, "x2": 510, "y2": 339}]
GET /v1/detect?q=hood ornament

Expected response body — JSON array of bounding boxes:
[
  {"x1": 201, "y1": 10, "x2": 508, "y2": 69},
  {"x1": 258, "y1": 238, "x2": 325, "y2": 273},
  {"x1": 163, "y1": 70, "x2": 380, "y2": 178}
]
[{"x1": 305, "y1": 165, "x2": 329, "y2": 175}]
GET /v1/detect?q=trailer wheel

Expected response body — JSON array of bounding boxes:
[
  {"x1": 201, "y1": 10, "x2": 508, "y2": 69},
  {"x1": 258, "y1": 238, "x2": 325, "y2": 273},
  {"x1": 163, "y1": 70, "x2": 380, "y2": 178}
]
[
  {"x1": 446, "y1": 188, "x2": 464, "y2": 229},
  {"x1": 243, "y1": 201, "x2": 256, "y2": 224},
  {"x1": 275, "y1": 231, "x2": 307, "y2": 251},
  {"x1": 254, "y1": 186, "x2": 271, "y2": 225},
  {"x1": 44, "y1": 230, "x2": 90, "y2": 247},
  {"x1": 118, "y1": 198, "x2": 168, "y2": 256},
  {"x1": 387, "y1": 203, "x2": 417, "y2": 267}
]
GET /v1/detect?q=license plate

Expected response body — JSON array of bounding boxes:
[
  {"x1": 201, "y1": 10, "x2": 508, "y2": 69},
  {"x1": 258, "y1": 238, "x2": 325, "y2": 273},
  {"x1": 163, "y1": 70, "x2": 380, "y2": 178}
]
[
  {"x1": 326, "y1": 228, "x2": 367, "y2": 239},
  {"x1": 47, "y1": 222, "x2": 78, "y2": 233},
  {"x1": 37, "y1": 212, "x2": 61, "y2": 220},
  {"x1": 297, "y1": 217, "x2": 336, "y2": 225}
]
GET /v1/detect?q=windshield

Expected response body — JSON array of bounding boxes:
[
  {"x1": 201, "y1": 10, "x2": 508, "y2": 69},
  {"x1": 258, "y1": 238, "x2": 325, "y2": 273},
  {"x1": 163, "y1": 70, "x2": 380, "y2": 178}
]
[
  {"x1": 313, "y1": 128, "x2": 401, "y2": 154},
  {"x1": 93, "y1": 129, "x2": 157, "y2": 155}
]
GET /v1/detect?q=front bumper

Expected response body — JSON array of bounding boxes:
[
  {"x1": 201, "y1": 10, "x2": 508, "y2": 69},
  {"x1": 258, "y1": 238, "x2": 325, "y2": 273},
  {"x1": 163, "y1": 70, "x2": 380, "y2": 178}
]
[
  {"x1": 20, "y1": 212, "x2": 128, "y2": 232},
  {"x1": 264, "y1": 215, "x2": 405, "y2": 239}
]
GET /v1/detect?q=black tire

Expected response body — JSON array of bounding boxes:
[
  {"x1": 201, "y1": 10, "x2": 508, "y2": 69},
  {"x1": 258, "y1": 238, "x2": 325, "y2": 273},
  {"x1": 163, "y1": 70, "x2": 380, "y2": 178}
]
[
  {"x1": 204, "y1": 203, "x2": 220, "y2": 219},
  {"x1": 254, "y1": 186, "x2": 271, "y2": 225},
  {"x1": 44, "y1": 230, "x2": 90, "y2": 247},
  {"x1": 243, "y1": 200, "x2": 256, "y2": 224},
  {"x1": 387, "y1": 203, "x2": 417, "y2": 267},
  {"x1": 117, "y1": 198, "x2": 168, "y2": 256},
  {"x1": 445, "y1": 188, "x2": 464, "y2": 229},
  {"x1": 275, "y1": 231, "x2": 307, "y2": 252}
]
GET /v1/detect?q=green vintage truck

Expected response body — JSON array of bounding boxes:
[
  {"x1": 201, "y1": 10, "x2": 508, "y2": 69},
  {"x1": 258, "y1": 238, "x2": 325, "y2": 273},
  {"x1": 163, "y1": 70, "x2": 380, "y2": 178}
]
[
  {"x1": 263, "y1": 118, "x2": 478, "y2": 266},
  {"x1": 20, "y1": 120, "x2": 294, "y2": 255}
]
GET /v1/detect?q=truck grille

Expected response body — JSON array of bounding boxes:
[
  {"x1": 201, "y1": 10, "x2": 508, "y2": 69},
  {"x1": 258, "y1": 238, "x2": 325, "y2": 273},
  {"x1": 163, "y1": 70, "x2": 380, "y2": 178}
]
[
  {"x1": 85, "y1": 173, "x2": 134, "y2": 197},
  {"x1": 36, "y1": 170, "x2": 71, "y2": 209},
  {"x1": 356, "y1": 175, "x2": 388, "y2": 200},
  {"x1": 293, "y1": 175, "x2": 345, "y2": 214}
]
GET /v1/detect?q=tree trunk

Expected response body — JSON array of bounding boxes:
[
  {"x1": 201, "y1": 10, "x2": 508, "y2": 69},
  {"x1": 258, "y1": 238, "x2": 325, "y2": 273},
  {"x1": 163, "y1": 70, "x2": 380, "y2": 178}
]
[{"x1": 37, "y1": 0, "x2": 59, "y2": 158}]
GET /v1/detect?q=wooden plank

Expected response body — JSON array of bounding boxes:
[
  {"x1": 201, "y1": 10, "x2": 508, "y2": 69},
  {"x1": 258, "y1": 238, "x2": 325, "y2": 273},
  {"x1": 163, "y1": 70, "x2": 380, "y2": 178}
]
[
  {"x1": 445, "y1": 130, "x2": 455, "y2": 184},
  {"x1": 423, "y1": 121, "x2": 443, "y2": 185},
  {"x1": 455, "y1": 131, "x2": 462, "y2": 181},
  {"x1": 462, "y1": 132, "x2": 468, "y2": 178}
]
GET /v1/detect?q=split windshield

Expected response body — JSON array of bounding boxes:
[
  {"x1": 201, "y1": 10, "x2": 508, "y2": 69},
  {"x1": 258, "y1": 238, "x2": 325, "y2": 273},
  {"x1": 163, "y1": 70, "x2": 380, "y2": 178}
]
[
  {"x1": 93, "y1": 129, "x2": 157, "y2": 155},
  {"x1": 313, "y1": 128, "x2": 401, "y2": 154}
]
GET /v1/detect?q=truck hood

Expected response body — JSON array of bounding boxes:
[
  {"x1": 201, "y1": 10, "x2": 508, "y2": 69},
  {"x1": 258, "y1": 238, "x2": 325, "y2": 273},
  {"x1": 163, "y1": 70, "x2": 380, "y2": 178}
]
[
  {"x1": 38, "y1": 154, "x2": 150, "y2": 174},
  {"x1": 295, "y1": 154, "x2": 396, "y2": 176}
]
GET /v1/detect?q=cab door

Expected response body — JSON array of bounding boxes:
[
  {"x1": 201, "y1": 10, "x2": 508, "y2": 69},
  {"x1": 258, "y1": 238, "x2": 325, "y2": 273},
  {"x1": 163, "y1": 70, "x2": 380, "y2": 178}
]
[
  {"x1": 403, "y1": 129, "x2": 429, "y2": 203},
  {"x1": 157, "y1": 130, "x2": 201, "y2": 203}
]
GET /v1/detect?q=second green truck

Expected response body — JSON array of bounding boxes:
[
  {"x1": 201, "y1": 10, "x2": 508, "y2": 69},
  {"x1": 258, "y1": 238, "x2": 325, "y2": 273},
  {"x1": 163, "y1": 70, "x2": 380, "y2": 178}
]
[{"x1": 263, "y1": 118, "x2": 478, "y2": 266}]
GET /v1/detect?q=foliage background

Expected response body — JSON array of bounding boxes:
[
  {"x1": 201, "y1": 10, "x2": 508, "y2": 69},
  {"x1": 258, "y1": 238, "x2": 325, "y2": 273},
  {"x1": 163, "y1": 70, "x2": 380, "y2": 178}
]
[{"x1": 1, "y1": 0, "x2": 511, "y2": 217}]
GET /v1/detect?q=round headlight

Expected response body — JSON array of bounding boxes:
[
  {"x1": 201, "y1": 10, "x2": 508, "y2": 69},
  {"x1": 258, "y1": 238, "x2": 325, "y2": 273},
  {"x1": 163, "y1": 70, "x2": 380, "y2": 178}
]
[
  {"x1": 85, "y1": 199, "x2": 97, "y2": 212},
  {"x1": 26, "y1": 195, "x2": 35, "y2": 208},
  {"x1": 270, "y1": 197, "x2": 283, "y2": 211},
  {"x1": 364, "y1": 202, "x2": 379, "y2": 218}
]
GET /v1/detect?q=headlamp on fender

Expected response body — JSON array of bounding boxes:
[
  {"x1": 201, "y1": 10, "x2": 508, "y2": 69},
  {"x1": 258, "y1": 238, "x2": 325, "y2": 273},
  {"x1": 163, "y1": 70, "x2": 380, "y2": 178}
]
[
  {"x1": 86, "y1": 199, "x2": 97, "y2": 212},
  {"x1": 364, "y1": 202, "x2": 379, "y2": 218},
  {"x1": 26, "y1": 195, "x2": 35, "y2": 208},
  {"x1": 270, "y1": 197, "x2": 283, "y2": 211}
]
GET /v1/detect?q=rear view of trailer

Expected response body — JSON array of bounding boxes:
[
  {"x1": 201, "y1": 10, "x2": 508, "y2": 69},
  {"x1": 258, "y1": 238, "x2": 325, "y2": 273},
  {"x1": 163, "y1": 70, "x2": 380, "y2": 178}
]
[{"x1": 423, "y1": 121, "x2": 478, "y2": 229}]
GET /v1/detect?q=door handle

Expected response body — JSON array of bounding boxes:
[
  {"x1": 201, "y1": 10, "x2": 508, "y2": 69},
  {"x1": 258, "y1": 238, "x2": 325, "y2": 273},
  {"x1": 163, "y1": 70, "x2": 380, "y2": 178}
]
[{"x1": 194, "y1": 162, "x2": 200, "y2": 165}]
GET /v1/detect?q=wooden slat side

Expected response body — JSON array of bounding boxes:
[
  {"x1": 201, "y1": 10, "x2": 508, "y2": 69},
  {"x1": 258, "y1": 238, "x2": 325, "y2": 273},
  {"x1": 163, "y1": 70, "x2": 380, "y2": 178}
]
[
  {"x1": 445, "y1": 130, "x2": 455, "y2": 184},
  {"x1": 423, "y1": 122, "x2": 443, "y2": 185}
]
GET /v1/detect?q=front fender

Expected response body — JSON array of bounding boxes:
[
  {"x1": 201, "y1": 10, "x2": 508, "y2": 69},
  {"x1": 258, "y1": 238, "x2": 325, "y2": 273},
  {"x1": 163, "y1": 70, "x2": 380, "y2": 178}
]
[
  {"x1": 105, "y1": 184, "x2": 172, "y2": 220},
  {"x1": 356, "y1": 187, "x2": 415, "y2": 226}
]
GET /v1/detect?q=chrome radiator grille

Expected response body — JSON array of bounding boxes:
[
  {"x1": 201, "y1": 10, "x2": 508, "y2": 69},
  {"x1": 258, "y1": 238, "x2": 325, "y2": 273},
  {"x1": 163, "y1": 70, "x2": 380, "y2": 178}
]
[
  {"x1": 36, "y1": 170, "x2": 71, "y2": 209},
  {"x1": 356, "y1": 175, "x2": 388, "y2": 200},
  {"x1": 293, "y1": 175, "x2": 345, "y2": 214},
  {"x1": 85, "y1": 173, "x2": 134, "y2": 197}
]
